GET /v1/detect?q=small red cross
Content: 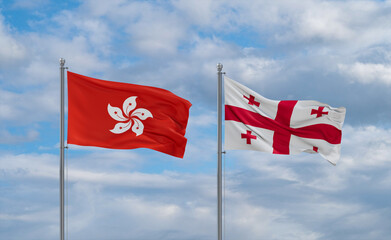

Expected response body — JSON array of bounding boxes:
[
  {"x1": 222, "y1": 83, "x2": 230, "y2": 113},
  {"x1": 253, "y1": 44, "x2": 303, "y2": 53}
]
[
  {"x1": 243, "y1": 95, "x2": 260, "y2": 107},
  {"x1": 241, "y1": 130, "x2": 257, "y2": 144},
  {"x1": 311, "y1": 106, "x2": 328, "y2": 118}
]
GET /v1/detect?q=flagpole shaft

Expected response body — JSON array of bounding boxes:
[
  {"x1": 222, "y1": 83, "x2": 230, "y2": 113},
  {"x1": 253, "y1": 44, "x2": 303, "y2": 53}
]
[
  {"x1": 59, "y1": 58, "x2": 66, "y2": 240},
  {"x1": 217, "y1": 63, "x2": 223, "y2": 240}
]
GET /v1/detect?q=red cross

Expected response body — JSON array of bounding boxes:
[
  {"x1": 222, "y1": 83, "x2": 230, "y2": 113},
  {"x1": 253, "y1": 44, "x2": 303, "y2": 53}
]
[
  {"x1": 311, "y1": 106, "x2": 328, "y2": 118},
  {"x1": 225, "y1": 102, "x2": 342, "y2": 154},
  {"x1": 241, "y1": 130, "x2": 257, "y2": 144},
  {"x1": 243, "y1": 95, "x2": 260, "y2": 107}
]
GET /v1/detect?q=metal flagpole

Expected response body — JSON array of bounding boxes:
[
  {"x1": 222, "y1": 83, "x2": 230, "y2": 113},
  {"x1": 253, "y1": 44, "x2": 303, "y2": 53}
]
[
  {"x1": 59, "y1": 58, "x2": 66, "y2": 240},
  {"x1": 217, "y1": 63, "x2": 223, "y2": 240}
]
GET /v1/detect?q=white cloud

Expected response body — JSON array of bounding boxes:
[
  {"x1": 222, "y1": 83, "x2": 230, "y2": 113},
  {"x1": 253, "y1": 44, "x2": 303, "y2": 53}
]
[
  {"x1": 179, "y1": 0, "x2": 390, "y2": 51},
  {"x1": 173, "y1": 0, "x2": 216, "y2": 26},
  {"x1": 125, "y1": 6, "x2": 187, "y2": 56},
  {"x1": 223, "y1": 55, "x2": 282, "y2": 85},
  {"x1": 0, "y1": 209, "x2": 58, "y2": 240},
  {"x1": 0, "y1": 88, "x2": 58, "y2": 124},
  {"x1": 224, "y1": 196, "x2": 324, "y2": 240},
  {"x1": 69, "y1": 170, "x2": 188, "y2": 188},
  {"x1": 63, "y1": 186, "x2": 216, "y2": 240},
  {"x1": 0, "y1": 209, "x2": 56, "y2": 223},
  {"x1": 0, "y1": 151, "x2": 205, "y2": 189},
  {"x1": 293, "y1": 2, "x2": 354, "y2": 42},
  {"x1": 128, "y1": 20, "x2": 186, "y2": 56},
  {"x1": 74, "y1": 0, "x2": 189, "y2": 56},
  {"x1": 10, "y1": 0, "x2": 50, "y2": 9},
  {"x1": 51, "y1": 10, "x2": 113, "y2": 56},
  {"x1": 0, "y1": 153, "x2": 58, "y2": 179},
  {"x1": 0, "y1": 129, "x2": 39, "y2": 144},
  {"x1": 0, "y1": 15, "x2": 25, "y2": 64},
  {"x1": 188, "y1": 110, "x2": 216, "y2": 127},
  {"x1": 341, "y1": 125, "x2": 391, "y2": 167},
  {"x1": 339, "y1": 62, "x2": 391, "y2": 85},
  {"x1": 3, "y1": 121, "x2": 391, "y2": 240},
  {"x1": 25, "y1": 34, "x2": 110, "y2": 79},
  {"x1": 172, "y1": 0, "x2": 240, "y2": 30}
]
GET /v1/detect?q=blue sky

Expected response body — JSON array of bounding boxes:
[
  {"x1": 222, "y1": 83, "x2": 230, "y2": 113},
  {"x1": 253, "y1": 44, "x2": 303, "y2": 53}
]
[{"x1": 1, "y1": 0, "x2": 391, "y2": 239}]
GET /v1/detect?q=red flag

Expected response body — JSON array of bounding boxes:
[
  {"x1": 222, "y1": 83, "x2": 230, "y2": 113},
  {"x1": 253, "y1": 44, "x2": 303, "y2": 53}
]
[{"x1": 67, "y1": 72, "x2": 192, "y2": 158}]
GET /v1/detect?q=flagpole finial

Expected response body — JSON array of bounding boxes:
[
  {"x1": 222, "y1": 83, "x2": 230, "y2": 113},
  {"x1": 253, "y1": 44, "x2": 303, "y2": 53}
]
[
  {"x1": 217, "y1": 63, "x2": 223, "y2": 72},
  {"x1": 59, "y1": 58, "x2": 65, "y2": 66}
]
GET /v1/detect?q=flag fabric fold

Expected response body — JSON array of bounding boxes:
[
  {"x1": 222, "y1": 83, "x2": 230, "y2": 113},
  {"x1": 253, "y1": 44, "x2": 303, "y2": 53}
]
[
  {"x1": 67, "y1": 72, "x2": 192, "y2": 158},
  {"x1": 224, "y1": 76, "x2": 346, "y2": 164}
]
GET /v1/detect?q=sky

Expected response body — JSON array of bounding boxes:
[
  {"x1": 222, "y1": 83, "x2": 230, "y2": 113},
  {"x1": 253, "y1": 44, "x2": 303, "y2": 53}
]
[{"x1": 1, "y1": 0, "x2": 391, "y2": 239}]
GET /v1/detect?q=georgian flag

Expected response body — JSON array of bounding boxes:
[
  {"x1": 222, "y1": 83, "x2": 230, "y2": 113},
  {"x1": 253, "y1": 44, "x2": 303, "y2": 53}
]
[{"x1": 224, "y1": 77, "x2": 346, "y2": 164}]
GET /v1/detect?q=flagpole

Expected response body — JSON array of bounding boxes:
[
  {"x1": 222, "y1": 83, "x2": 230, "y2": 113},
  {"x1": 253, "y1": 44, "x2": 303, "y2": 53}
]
[
  {"x1": 217, "y1": 63, "x2": 223, "y2": 240},
  {"x1": 59, "y1": 58, "x2": 66, "y2": 240}
]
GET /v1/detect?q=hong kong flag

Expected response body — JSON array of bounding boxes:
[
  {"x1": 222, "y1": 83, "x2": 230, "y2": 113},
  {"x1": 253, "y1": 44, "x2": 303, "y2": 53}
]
[
  {"x1": 224, "y1": 77, "x2": 346, "y2": 164},
  {"x1": 67, "y1": 72, "x2": 192, "y2": 158}
]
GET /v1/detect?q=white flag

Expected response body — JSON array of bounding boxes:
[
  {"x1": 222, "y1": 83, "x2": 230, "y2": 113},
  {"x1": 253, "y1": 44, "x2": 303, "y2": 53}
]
[{"x1": 224, "y1": 76, "x2": 346, "y2": 165}]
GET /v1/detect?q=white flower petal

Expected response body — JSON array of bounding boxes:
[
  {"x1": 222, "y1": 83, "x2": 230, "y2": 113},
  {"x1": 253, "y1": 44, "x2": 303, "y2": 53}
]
[
  {"x1": 131, "y1": 108, "x2": 153, "y2": 120},
  {"x1": 123, "y1": 96, "x2": 137, "y2": 117},
  {"x1": 110, "y1": 120, "x2": 132, "y2": 134},
  {"x1": 132, "y1": 118, "x2": 144, "y2": 136},
  {"x1": 108, "y1": 104, "x2": 127, "y2": 121}
]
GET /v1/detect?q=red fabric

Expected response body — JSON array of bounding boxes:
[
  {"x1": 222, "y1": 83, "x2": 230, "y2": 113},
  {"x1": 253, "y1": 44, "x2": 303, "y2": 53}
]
[
  {"x1": 272, "y1": 100, "x2": 297, "y2": 154},
  {"x1": 67, "y1": 72, "x2": 192, "y2": 158}
]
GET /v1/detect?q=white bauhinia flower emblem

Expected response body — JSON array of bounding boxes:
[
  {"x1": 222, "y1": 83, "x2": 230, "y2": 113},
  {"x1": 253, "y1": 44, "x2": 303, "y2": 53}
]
[{"x1": 107, "y1": 96, "x2": 153, "y2": 136}]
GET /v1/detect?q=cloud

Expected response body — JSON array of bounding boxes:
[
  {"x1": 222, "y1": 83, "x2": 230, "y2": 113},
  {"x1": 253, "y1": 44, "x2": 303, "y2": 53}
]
[
  {"x1": 0, "y1": 13, "x2": 111, "y2": 88},
  {"x1": 0, "y1": 129, "x2": 39, "y2": 144},
  {"x1": 2, "y1": 123, "x2": 391, "y2": 239},
  {"x1": 126, "y1": 10, "x2": 187, "y2": 56},
  {"x1": 0, "y1": 150, "x2": 216, "y2": 240},
  {"x1": 222, "y1": 55, "x2": 282, "y2": 85},
  {"x1": 0, "y1": 88, "x2": 58, "y2": 125},
  {"x1": 188, "y1": 109, "x2": 216, "y2": 127},
  {"x1": 0, "y1": 150, "x2": 205, "y2": 189},
  {"x1": 23, "y1": 34, "x2": 110, "y2": 83},
  {"x1": 0, "y1": 153, "x2": 58, "y2": 179},
  {"x1": 51, "y1": 10, "x2": 114, "y2": 56},
  {"x1": 235, "y1": 0, "x2": 390, "y2": 48},
  {"x1": 62, "y1": 185, "x2": 216, "y2": 240},
  {"x1": 72, "y1": 0, "x2": 189, "y2": 56},
  {"x1": 272, "y1": 0, "x2": 354, "y2": 43},
  {"x1": 225, "y1": 201, "x2": 324, "y2": 240},
  {"x1": 0, "y1": 15, "x2": 25, "y2": 65},
  {"x1": 339, "y1": 62, "x2": 391, "y2": 85},
  {"x1": 341, "y1": 125, "x2": 391, "y2": 168},
  {"x1": 9, "y1": 0, "x2": 51, "y2": 9}
]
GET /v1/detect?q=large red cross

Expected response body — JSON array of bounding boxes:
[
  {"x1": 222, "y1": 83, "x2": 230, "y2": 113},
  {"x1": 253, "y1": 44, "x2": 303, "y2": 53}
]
[
  {"x1": 243, "y1": 94, "x2": 260, "y2": 107},
  {"x1": 241, "y1": 130, "x2": 257, "y2": 144},
  {"x1": 225, "y1": 102, "x2": 341, "y2": 154},
  {"x1": 311, "y1": 106, "x2": 328, "y2": 118}
]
